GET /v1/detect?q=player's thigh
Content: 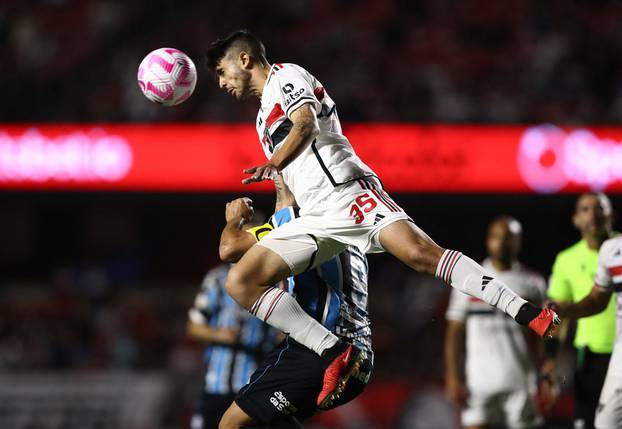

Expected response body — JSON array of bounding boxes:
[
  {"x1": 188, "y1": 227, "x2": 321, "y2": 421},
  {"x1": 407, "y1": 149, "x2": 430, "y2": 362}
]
[
  {"x1": 227, "y1": 245, "x2": 290, "y2": 292},
  {"x1": 378, "y1": 219, "x2": 444, "y2": 274},
  {"x1": 219, "y1": 401, "x2": 255, "y2": 429},
  {"x1": 258, "y1": 219, "x2": 346, "y2": 275},
  {"x1": 595, "y1": 375, "x2": 622, "y2": 429}
]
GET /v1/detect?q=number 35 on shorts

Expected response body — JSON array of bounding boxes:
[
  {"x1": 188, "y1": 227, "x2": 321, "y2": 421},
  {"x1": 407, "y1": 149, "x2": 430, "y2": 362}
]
[
  {"x1": 349, "y1": 193, "x2": 378, "y2": 224},
  {"x1": 349, "y1": 189, "x2": 403, "y2": 224}
]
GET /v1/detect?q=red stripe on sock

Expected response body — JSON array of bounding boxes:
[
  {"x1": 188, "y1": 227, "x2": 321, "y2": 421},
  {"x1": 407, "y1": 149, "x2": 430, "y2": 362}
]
[
  {"x1": 264, "y1": 289, "x2": 286, "y2": 322},
  {"x1": 251, "y1": 288, "x2": 273, "y2": 316},
  {"x1": 437, "y1": 250, "x2": 453, "y2": 281},
  {"x1": 445, "y1": 251, "x2": 462, "y2": 284},
  {"x1": 441, "y1": 250, "x2": 456, "y2": 282}
]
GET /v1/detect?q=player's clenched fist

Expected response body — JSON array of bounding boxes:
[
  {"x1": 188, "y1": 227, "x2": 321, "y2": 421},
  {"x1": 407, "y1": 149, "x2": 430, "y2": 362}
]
[{"x1": 225, "y1": 197, "x2": 254, "y2": 224}]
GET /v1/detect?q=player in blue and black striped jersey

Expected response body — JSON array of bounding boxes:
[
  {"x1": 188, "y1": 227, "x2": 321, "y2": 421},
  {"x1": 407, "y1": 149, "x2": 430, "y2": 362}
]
[
  {"x1": 187, "y1": 264, "x2": 280, "y2": 429},
  {"x1": 217, "y1": 176, "x2": 373, "y2": 428}
]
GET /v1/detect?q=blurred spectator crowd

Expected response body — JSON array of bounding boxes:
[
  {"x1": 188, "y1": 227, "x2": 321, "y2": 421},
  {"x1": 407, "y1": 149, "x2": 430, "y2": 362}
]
[{"x1": 2, "y1": 0, "x2": 622, "y2": 124}]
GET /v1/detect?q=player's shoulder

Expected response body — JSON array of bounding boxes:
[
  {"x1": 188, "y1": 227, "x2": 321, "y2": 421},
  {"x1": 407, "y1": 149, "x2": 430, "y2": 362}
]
[
  {"x1": 276, "y1": 62, "x2": 308, "y2": 73},
  {"x1": 554, "y1": 240, "x2": 586, "y2": 263},
  {"x1": 267, "y1": 63, "x2": 311, "y2": 83},
  {"x1": 264, "y1": 63, "x2": 300, "y2": 97},
  {"x1": 599, "y1": 236, "x2": 622, "y2": 260}
]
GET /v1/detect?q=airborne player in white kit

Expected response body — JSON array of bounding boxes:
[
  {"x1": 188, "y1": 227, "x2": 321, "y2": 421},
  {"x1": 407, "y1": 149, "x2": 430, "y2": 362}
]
[
  {"x1": 204, "y1": 30, "x2": 558, "y2": 425},
  {"x1": 551, "y1": 235, "x2": 622, "y2": 429}
]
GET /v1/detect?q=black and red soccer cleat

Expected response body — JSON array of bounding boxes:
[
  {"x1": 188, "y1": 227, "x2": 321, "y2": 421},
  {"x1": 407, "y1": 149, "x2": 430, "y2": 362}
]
[
  {"x1": 317, "y1": 341, "x2": 364, "y2": 409},
  {"x1": 515, "y1": 303, "x2": 560, "y2": 337}
]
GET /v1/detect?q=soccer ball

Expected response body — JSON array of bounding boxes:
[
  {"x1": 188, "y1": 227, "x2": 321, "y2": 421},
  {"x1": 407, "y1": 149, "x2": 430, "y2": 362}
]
[{"x1": 137, "y1": 48, "x2": 197, "y2": 106}]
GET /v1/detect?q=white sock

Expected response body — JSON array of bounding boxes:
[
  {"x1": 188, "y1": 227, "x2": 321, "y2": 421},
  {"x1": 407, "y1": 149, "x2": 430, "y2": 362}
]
[
  {"x1": 250, "y1": 287, "x2": 338, "y2": 355},
  {"x1": 436, "y1": 249, "x2": 527, "y2": 318}
]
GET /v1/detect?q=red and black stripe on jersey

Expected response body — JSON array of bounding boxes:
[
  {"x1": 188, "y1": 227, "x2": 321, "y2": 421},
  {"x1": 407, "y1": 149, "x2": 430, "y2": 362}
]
[
  {"x1": 266, "y1": 103, "x2": 284, "y2": 128},
  {"x1": 270, "y1": 120, "x2": 293, "y2": 149},
  {"x1": 609, "y1": 266, "x2": 622, "y2": 277},
  {"x1": 609, "y1": 265, "x2": 622, "y2": 292},
  {"x1": 262, "y1": 102, "x2": 292, "y2": 154}
]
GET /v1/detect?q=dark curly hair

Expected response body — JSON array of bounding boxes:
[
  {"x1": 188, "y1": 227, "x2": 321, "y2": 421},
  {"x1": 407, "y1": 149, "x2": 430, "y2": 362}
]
[{"x1": 205, "y1": 30, "x2": 268, "y2": 74}]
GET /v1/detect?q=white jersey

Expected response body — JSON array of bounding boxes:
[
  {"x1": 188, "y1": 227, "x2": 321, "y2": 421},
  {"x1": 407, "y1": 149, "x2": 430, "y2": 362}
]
[
  {"x1": 446, "y1": 259, "x2": 546, "y2": 394},
  {"x1": 256, "y1": 63, "x2": 377, "y2": 214},
  {"x1": 594, "y1": 236, "x2": 622, "y2": 378}
]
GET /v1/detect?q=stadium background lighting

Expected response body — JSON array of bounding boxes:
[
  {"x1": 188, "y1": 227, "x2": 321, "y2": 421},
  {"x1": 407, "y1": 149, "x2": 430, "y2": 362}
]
[{"x1": 1, "y1": 124, "x2": 620, "y2": 193}]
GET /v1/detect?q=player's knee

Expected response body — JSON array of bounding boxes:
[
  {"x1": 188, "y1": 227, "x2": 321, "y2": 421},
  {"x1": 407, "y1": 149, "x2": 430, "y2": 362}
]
[
  {"x1": 225, "y1": 267, "x2": 249, "y2": 304},
  {"x1": 403, "y1": 246, "x2": 427, "y2": 271},
  {"x1": 225, "y1": 265, "x2": 265, "y2": 309},
  {"x1": 404, "y1": 241, "x2": 443, "y2": 274}
]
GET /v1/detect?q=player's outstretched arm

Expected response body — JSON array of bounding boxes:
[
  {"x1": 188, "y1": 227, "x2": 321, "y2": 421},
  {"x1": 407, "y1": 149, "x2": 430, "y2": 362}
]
[
  {"x1": 219, "y1": 198, "x2": 257, "y2": 262},
  {"x1": 186, "y1": 320, "x2": 240, "y2": 345},
  {"x1": 242, "y1": 104, "x2": 319, "y2": 184},
  {"x1": 552, "y1": 285, "x2": 612, "y2": 319}
]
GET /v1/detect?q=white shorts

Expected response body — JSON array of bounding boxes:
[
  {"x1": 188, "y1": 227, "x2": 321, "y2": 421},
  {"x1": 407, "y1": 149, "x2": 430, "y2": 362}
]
[
  {"x1": 462, "y1": 389, "x2": 542, "y2": 429},
  {"x1": 595, "y1": 375, "x2": 622, "y2": 429},
  {"x1": 258, "y1": 177, "x2": 411, "y2": 274}
]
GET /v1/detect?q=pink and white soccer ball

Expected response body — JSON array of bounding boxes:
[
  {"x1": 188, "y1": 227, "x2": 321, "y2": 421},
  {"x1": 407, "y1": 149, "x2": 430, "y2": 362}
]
[{"x1": 137, "y1": 48, "x2": 197, "y2": 106}]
